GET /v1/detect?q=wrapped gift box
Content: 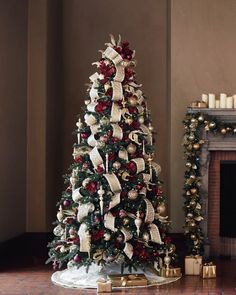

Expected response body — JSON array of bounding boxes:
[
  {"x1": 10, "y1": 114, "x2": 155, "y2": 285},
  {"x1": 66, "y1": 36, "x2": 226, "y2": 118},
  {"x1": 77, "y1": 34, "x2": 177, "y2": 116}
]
[
  {"x1": 97, "y1": 278, "x2": 112, "y2": 293},
  {"x1": 108, "y1": 274, "x2": 147, "y2": 287},
  {"x1": 185, "y1": 255, "x2": 202, "y2": 275},
  {"x1": 201, "y1": 263, "x2": 216, "y2": 279},
  {"x1": 159, "y1": 267, "x2": 182, "y2": 278}
]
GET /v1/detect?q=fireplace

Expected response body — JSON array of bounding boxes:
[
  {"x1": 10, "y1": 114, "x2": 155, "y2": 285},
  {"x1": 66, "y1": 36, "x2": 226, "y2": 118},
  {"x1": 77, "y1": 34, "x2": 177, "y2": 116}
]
[{"x1": 188, "y1": 109, "x2": 236, "y2": 257}]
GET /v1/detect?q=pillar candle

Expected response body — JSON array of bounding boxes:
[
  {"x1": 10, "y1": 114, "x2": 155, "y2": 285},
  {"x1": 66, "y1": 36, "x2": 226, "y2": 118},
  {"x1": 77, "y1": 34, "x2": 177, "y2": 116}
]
[
  {"x1": 220, "y1": 93, "x2": 227, "y2": 108},
  {"x1": 226, "y1": 96, "x2": 233, "y2": 108},
  {"x1": 208, "y1": 93, "x2": 215, "y2": 108},
  {"x1": 201, "y1": 94, "x2": 208, "y2": 105},
  {"x1": 233, "y1": 95, "x2": 236, "y2": 109},
  {"x1": 215, "y1": 100, "x2": 220, "y2": 108}
]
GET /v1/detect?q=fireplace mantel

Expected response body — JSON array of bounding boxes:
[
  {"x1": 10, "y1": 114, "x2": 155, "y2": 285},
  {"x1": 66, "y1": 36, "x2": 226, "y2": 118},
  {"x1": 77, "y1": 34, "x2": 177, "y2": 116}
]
[{"x1": 187, "y1": 108, "x2": 236, "y2": 256}]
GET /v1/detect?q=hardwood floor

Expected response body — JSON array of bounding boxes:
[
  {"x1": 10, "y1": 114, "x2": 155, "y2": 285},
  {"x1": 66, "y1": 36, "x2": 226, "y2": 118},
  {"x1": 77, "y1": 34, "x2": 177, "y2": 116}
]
[{"x1": 0, "y1": 258, "x2": 236, "y2": 295}]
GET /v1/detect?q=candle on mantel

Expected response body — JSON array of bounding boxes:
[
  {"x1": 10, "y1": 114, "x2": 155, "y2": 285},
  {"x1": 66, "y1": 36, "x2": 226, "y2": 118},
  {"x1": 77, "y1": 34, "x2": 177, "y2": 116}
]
[
  {"x1": 208, "y1": 93, "x2": 216, "y2": 108},
  {"x1": 226, "y1": 96, "x2": 233, "y2": 108},
  {"x1": 220, "y1": 93, "x2": 227, "y2": 108},
  {"x1": 201, "y1": 93, "x2": 208, "y2": 105},
  {"x1": 215, "y1": 100, "x2": 220, "y2": 108},
  {"x1": 233, "y1": 94, "x2": 236, "y2": 109}
]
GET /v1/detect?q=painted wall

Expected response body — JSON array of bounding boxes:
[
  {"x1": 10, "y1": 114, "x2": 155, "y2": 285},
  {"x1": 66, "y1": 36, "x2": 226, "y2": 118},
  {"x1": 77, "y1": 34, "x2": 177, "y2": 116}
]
[
  {"x1": 170, "y1": 0, "x2": 236, "y2": 232},
  {"x1": 0, "y1": 0, "x2": 28, "y2": 241},
  {"x1": 62, "y1": 0, "x2": 169, "y2": 199}
]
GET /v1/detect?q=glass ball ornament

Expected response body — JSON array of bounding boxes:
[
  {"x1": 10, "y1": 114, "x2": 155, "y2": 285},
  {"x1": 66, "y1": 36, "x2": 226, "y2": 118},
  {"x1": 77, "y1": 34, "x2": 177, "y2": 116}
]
[
  {"x1": 190, "y1": 188, "x2": 197, "y2": 194},
  {"x1": 84, "y1": 99, "x2": 90, "y2": 105},
  {"x1": 128, "y1": 96, "x2": 138, "y2": 106},
  {"x1": 113, "y1": 161, "x2": 121, "y2": 170},
  {"x1": 188, "y1": 134, "x2": 195, "y2": 141},
  {"x1": 187, "y1": 213, "x2": 193, "y2": 218},
  {"x1": 193, "y1": 143, "x2": 200, "y2": 150},
  {"x1": 157, "y1": 203, "x2": 166, "y2": 214},
  {"x1": 104, "y1": 232, "x2": 111, "y2": 241},
  {"x1": 127, "y1": 143, "x2": 137, "y2": 154},
  {"x1": 209, "y1": 121, "x2": 216, "y2": 129},
  {"x1": 186, "y1": 162, "x2": 192, "y2": 168},
  {"x1": 198, "y1": 115, "x2": 204, "y2": 122},
  {"x1": 191, "y1": 118, "x2": 197, "y2": 123},
  {"x1": 190, "y1": 200, "x2": 196, "y2": 207},
  {"x1": 221, "y1": 128, "x2": 227, "y2": 135},
  {"x1": 190, "y1": 234, "x2": 197, "y2": 240},
  {"x1": 148, "y1": 123, "x2": 154, "y2": 132},
  {"x1": 138, "y1": 116, "x2": 145, "y2": 124},
  {"x1": 125, "y1": 117, "x2": 133, "y2": 125},
  {"x1": 128, "y1": 189, "x2": 138, "y2": 200}
]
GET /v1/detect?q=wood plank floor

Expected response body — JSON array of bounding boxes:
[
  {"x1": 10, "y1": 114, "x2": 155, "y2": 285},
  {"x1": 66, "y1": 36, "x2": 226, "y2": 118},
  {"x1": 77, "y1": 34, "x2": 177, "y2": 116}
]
[{"x1": 0, "y1": 258, "x2": 235, "y2": 295}]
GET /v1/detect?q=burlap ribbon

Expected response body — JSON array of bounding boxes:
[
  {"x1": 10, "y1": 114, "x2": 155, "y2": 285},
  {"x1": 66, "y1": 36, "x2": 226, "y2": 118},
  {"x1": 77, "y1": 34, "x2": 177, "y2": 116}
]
[
  {"x1": 89, "y1": 147, "x2": 105, "y2": 169},
  {"x1": 89, "y1": 72, "x2": 99, "y2": 101},
  {"x1": 149, "y1": 223, "x2": 163, "y2": 244}
]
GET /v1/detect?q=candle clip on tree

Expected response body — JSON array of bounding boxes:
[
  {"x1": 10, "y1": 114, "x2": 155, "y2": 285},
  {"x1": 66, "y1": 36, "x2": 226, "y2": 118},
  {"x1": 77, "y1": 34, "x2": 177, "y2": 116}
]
[{"x1": 47, "y1": 35, "x2": 176, "y2": 276}]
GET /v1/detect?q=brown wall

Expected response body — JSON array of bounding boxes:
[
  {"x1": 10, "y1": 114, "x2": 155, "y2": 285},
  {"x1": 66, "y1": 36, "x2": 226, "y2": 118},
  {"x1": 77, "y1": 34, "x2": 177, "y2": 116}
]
[
  {"x1": 170, "y1": 0, "x2": 236, "y2": 232},
  {"x1": 62, "y1": 0, "x2": 169, "y2": 197},
  {"x1": 0, "y1": 0, "x2": 28, "y2": 241}
]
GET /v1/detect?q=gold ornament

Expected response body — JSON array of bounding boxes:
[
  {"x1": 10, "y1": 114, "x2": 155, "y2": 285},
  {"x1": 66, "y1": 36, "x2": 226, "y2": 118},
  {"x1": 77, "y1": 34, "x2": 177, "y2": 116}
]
[
  {"x1": 100, "y1": 116, "x2": 109, "y2": 125},
  {"x1": 198, "y1": 115, "x2": 204, "y2": 122},
  {"x1": 191, "y1": 118, "x2": 197, "y2": 123},
  {"x1": 186, "y1": 162, "x2": 192, "y2": 168},
  {"x1": 189, "y1": 220, "x2": 196, "y2": 228},
  {"x1": 221, "y1": 128, "x2": 227, "y2": 135},
  {"x1": 128, "y1": 189, "x2": 138, "y2": 200},
  {"x1": 157, "y1": 203, "x2": 166, "y2": 215},
  {"x1": 188, "y1": 134, "x2": 195, "y2": 141},
  {"x1": 148, "y1": 123, "x2": 154, "y2": 132},
  {"x1": 127, "y1": 143, "x2": 137, "y2": 154},
  {"x1": 187, "y1": 213, "x2": 193, "y2": 218},
  {"x1": 128, "y1": 96, "x2": 138, "y2": 106},
  {"x1": 190, "y1": 188, "x2": 197, "y2": 194},
  {"x1": 123, "y1": 217, "x2": 130, "y2": 225},
  {"x1": 84, "y1": 99, "x2": 90, "y2": 105},
  {"x1": 190, "y1": 200, "x2": 196, "y2": 207},
  {"x1": 233, "y1": 128, "x2": 236, "y2": 133},
  {"x1": 142, "y1": 232, "x2": 150, "y2": 243},
  {"x1": 193, "y1": 143, "x2": 200, "y2": 150},
  {"x1": 113, "y1": 161, "x2": 121, "y2": 169},
  {"x1": 121, "y1": 171, "x2": 130, "y2": 181},
  {"x1": 125, "y1": 117, "x2": 133, "y2": 125},
  {"x1": 191, "y1": 234, "x2": 197, "y2": 240},
  {"x1": 138, "y1": 116, "x2": 145, "y2": 124},
  {"x1": 209, "y1": 122, "x2": 216, "y2": 129},
  {"x1": 190, "y1": 174, "x2": 196, "y2": 179}
]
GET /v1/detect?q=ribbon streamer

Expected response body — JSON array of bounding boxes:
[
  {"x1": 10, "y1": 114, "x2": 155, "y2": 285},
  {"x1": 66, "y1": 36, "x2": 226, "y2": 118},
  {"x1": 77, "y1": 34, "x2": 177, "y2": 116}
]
[
  {"x1": 89, "y1": 72, "x2": 99, "y2": 101},
  {"x1": 103, "y1": 46, "x2": 123, "y2": 65},
  {"x1": 109, "y1": 192, "x2": 120, "y2": 210},
  {"x1": 72, "y1": 187, "x2": 84, "y2": 202},
  {"x1": 103, "y1": 173, "x2": 122, "y2": 193},
  {"x1": 110, "y1": 103, "x2": 122, "y2": 122},
  {"x1": 77, "y1": 203, "x2": 95, "y2": 223},
  {"x1": 78, "y1": 223, "x2": 90, "y2": 252},
  {"x1": 123, "y1": 242, "x2": 133, "y2": 259},
  {"x1": 149, "y1": 223, "x2": 163, "y2": 244},
  {"x1": 104, "y1": 212, "x2": 117, "y2": 232},
  {"x1": 114, "y1": 64, "x2": 125, "y2": 82},
  {"x1": 111, "y1": 123, "x2": 123, "y2": 139},
  {"x1": 131, "y1": 158, "x2": 145, "y2": 173},
  {"x1": 140, "y1": 124, "x2": 152, "y2": 144},
  {"x1": 87, "y1": 134, "x2": 97, "y2": 147},
  {"x1": 128, "y1": 131, "x2": 143, "y2": 145},
  {"x1": 111, "y1": 81, "x2": 123, "y2": 101},
  {"x1": 152, "y1": 162, "x2": 161, "y2": 176},
  {"x1": 144, "y1": 199, "x2": 155, "y2": 223},
  {"x1": 120, "y1": 227, "x2": 133, "y2": 242},
  {"x1": 89, "y1": 147, "x2": 105, "y2": 168},
  {"x1": 90, "y1": 124, "x2": 100, "y2": 135}
]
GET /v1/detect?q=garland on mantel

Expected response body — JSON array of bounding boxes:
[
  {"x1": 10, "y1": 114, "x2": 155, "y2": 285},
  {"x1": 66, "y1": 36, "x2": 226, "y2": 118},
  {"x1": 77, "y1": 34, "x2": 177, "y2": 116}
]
[{"x1": 183, "y1": 111, "x2": 236, "y2": 255}]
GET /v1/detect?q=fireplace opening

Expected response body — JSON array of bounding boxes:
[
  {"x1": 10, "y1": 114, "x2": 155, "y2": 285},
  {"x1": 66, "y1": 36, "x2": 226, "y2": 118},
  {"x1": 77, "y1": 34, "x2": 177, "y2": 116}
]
[{"x1": 220, "y1": 160, "x2": 236, "y2": 238}]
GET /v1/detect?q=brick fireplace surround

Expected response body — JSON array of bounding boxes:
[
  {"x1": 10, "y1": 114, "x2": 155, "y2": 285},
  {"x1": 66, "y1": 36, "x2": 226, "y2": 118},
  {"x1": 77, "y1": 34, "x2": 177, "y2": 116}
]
[{"x1": 188, "y1": 109, "x2": 236, "y2": 257}]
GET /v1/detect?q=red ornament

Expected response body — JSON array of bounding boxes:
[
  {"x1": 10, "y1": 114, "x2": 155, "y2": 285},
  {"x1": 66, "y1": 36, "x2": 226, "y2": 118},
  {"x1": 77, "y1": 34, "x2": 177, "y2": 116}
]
[
  {"x1": 128, "y1": 106, "x2": 138, "y2": 114},
  {"x1": 74, "y1": 156, "x2": 83, "y2": 164},
  {"x1": 105, "y1": 88, "x2": 113, "y2": 97},
  {"x1": 73, "y1": 237, "x2": 80, "y2": 245},
  {"x1": 107, "y1": 130, "x2": 113, "y2": 137},
  {"x1": 95, "y1": 101, "x2": 110, "y2": 113},
  {"x1": 86, "y1": 181, "x2": 97, "y2": 193},
  {"x1": 126, "y1": 161, "x2": 137, "y2": 174},
  {"x1": 164, "y1": 236, "x2": 172, "y2": 244},
  {"x1": 73, "y1": 254, "x2": 81, "y2": 263},
  {"x1": 96, "y1": 165, "x2": 104, "y2": 174},
  {"x1": 81, "y1": 133, "x2": 89, "y2": 139},
  {"x1": 130, "y1": 121, "x2": 140, "y2": 129},
  {"x1": 108, "y1": 153, "x2": 116, "y2": 161},
  {"x1": 136, "y1": 184, "x2": 143, "y2": 190},
  {"x1": 93, "y1": 229, "x2": 105, "y2": 241}
]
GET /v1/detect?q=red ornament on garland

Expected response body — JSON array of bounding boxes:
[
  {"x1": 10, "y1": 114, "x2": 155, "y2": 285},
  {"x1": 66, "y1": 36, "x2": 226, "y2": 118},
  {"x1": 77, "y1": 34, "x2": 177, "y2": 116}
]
[
  {"x1": 74, "y1": 156, "x2": 83, "y2": 164},
  {"x1": 81, "y1": 132, "x2": 89, "y2": 139},
  {"x1": 126, "y1": 161, "x2": 137, "y2": 174},
  {"x1": 96, "y1": 165, "x2": 104, "y2": 174},
  {"x1": 86, "y1": 181, "x2": 97, "y2": 193},
  {"x1": 73, "y1": 254, "x2": 81, "y2": 263}
]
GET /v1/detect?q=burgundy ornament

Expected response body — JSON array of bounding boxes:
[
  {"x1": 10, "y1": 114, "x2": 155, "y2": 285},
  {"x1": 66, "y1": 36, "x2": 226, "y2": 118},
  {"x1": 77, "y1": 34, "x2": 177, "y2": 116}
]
[
  {"x1": 74, "y1": 156, "x2": 83, "y2": 164},
  {"x1": 81, "y1": 132, "x2": 89, "y2": 139},
  {"x1": 96, "y1": 165, "x2": 104, "y2": 174},
  {"x1": 63, "y1": 200, "x2": 70, "y2": 207},
  {"x1": 73, "y1": 254, "x2": 81, "y2": 263}
]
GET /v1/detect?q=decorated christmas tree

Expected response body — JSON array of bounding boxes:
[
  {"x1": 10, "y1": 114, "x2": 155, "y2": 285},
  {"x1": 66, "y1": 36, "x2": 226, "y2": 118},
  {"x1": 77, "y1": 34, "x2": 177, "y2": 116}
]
[{"x1": 47, "y1": 35, "x2": 176, "y2": 274}]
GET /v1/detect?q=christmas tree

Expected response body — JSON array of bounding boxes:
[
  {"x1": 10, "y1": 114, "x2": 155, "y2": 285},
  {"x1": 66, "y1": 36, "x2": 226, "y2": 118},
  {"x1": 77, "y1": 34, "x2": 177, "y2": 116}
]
[{"x1": 47, "y1": 35, "x2": 176, "y2": 273}]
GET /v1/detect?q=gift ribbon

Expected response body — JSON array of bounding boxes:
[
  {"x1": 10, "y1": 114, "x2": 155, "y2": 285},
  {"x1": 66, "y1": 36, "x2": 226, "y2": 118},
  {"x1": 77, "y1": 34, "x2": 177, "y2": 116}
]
[{"x1": 203, "y1": 262, "x2": 216, "y2": 276}]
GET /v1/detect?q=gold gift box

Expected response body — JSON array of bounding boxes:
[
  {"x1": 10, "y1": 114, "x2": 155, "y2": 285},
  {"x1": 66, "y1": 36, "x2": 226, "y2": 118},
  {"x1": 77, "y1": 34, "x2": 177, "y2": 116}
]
[
  {"x1": 190, "y1": 101, "x2": 207, "y2": 108},
  {"x1": 185, "y1": 255, "x2": 202, "y2": 275},
  {"x1": 201, "y1": 263, "x2": 216, "y2": 279},
  {"x1": 97, "y1": 279, "x2": 112, "y2": 293},
  {"x1": 159, "y1": 267, "x2": 182, "y2": 278},
  {"x1": 108, "y1": 274, "x2": 147, "y2": 287}
]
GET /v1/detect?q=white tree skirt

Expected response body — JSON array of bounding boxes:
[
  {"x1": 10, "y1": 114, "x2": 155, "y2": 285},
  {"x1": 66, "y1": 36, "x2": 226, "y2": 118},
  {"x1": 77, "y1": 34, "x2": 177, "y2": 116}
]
[{"x1": 51, "y1": 263, "x2": 181, "y2": 289}]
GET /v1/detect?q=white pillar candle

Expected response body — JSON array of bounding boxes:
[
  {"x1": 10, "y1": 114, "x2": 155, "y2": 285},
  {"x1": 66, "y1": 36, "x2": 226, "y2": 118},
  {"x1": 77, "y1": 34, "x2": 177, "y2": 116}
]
[
  {"x1": 233, "y1": 95, "x2": 236, "y2": 109},
  {"x1": 215, "y1": 100, "x2": 220, "y2": 108},
  {"x1": 201, "y1": 94, "x2": 208, "y2": 105},
  {"x1": 226, "y1": 96, "x2": 233, "y2": 108},
  {"x1": 208, "y1": 93, "x2": 216, "y2": 108},
  {"x1": 220, "y1": 93, "x2": 227, "y2": 108}
]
